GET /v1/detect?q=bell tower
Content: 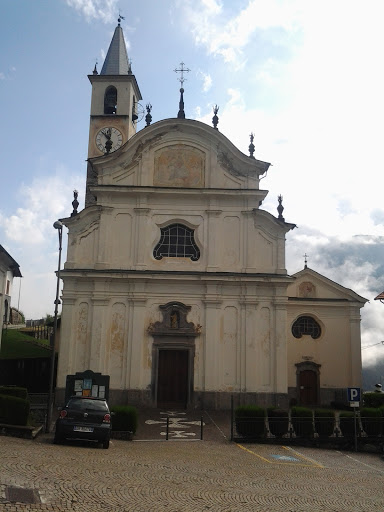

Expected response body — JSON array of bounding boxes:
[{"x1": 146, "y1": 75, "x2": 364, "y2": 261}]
[{"x1": 85, "y1": 18, "x2": 142, "y2": 206}]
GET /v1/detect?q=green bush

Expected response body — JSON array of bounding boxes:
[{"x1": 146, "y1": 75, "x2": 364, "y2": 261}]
[
  {"x1": 0, "y1": 386, "x2": 28, "y2": 400},
  {"x1": 314, "y1": 409, "x2": 335, "y2": 437},
  {"x1": 291, "y1": 406, "x2": 313, "y2": 438},
  {"x1": 339, "y1": 411, "x2": 357, "y2": 437},
  {"x1": 363, "y1": 392, "x2": 384, "y2": 408},
  {"x1": 361, "y1": 407, "x2": 381, "y2": 436},
  {"x1": 0, "y1": 394, "x2": 30, "y2": 426},
  {"x1": 267, "y1": 408, "x2": 289, "y2": 437},
  {"x1": 110, "y1": 405, "x2": 138, "y2": 434},
  {"x1": 235, "y1": 405, "x2": 266, "y2": 438}
]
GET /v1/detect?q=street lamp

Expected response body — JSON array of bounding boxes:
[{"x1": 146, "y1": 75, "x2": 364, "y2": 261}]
[{"x1": 46, "y1": 220, "x2": 63, "y2": 433}]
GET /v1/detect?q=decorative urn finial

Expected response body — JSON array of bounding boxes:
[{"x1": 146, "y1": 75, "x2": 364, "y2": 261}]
[
  {"x1": 71, "y1": 190, "x2": 79, "y2": 217},
  {"x1": 277, "y1": 194, "x2": 285, "y2": 221},
  {"x1": 249, "y1": 133, "x2": 255, "y2": 158},
  {"x1": 145, "y1": 103, "x2": 152, "y2": 127},
  {"x1": 212, "y1": 105, "x2": 219, "y2": 130}
]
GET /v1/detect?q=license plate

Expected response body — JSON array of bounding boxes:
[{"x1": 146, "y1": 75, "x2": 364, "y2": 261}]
[{"x1": 73, "y1": 426, "x2": 94, "y2": 432}]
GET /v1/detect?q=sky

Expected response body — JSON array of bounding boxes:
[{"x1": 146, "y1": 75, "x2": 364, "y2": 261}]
[{"x1": 1, "y1": 0, "x2": 384, "y2": 368}]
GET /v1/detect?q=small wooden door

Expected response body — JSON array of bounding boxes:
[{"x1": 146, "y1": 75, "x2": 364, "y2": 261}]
[
  {"x1": 157, "y1": 350, "x2": 189, "y2": 408},
  {"x1": 299, "y1": 370, "x2": 318, "y2": 405}
]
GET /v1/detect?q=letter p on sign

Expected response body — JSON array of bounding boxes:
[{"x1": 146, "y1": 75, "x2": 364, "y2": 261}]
[{"x1": 347, "y1": 387, "x2": 361, "y2": 402}]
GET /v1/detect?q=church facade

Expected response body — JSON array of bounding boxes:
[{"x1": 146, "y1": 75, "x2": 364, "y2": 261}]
[{"x1": 56, "y1": 23, "x2": 366, "y2": 409}]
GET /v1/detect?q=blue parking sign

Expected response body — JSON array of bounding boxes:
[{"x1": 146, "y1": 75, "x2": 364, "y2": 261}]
[{"x1": 347, "y1": 387, "x2": 361, "y2": 402}]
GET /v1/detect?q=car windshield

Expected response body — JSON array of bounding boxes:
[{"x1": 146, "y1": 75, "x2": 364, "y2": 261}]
[{"x1": 66, "y1": 399, "x2": 108, "y2": 412}]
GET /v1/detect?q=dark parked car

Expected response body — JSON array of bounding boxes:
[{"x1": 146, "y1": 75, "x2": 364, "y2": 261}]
[{"x1": 54, "y1": 396, "x2": 112, "y2": 449}]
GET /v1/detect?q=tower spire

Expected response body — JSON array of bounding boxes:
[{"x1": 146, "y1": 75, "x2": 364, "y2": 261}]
[{"x1": 101, "y1": 21, "x2": 130, "y2": 75}]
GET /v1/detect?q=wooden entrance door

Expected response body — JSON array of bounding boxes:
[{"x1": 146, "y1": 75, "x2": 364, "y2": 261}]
[
  {"x1": 299, "y1": 370, "x2": 318, "y2": 405},
  {"x1": 157, "y1": 350, "x2": 189, "y2": 408}
]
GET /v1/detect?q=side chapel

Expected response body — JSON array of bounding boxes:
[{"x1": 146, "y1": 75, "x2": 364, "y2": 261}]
[{"x1": 56, "y1": 21, "x2": 367, "y2": 409}]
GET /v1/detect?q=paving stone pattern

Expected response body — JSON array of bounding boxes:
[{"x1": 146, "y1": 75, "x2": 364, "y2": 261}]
[{"x1": 1, "y1": 410, "x2": 384, "y2": 511}]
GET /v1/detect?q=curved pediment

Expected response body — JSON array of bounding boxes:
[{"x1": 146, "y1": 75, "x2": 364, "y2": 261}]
[{"x1": 89, "y1": 118, "x2": 271, "y2": 190}]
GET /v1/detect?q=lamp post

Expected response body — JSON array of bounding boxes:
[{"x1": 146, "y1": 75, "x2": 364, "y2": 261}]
[{"x1": 46, "y1": 220, "x2": 63, "y2": 433}]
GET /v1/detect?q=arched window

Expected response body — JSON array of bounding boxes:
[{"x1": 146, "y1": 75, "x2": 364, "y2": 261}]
[
  {"x1": 104, "y1": 86, "x2": 117, "y2": 114},
  {"x1": 153, "y1": 224, "x2": 200, "y2": 261},
  {"x1": 292, "y1": 316, "x2": 321, "y2": 339}
]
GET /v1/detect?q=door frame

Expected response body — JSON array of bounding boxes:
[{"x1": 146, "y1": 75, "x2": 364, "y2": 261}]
[
  {"x1": 295, "y1": 361, "x2": 321, "y2": 406},
  {"x1": 152, "y1": 340, "x2": 195, "y2": 407},
  {"x1": 148, "y1": 301, "x2": 199, "y2": 408}
]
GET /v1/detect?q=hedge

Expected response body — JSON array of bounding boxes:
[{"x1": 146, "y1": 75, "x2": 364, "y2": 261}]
[
  {"x1": 314, "y1": 409, "x2": 335, "y2": 438},
  {"x1": 0, "y1": 386, "x2": 28, "y2": 400},
  {"x1": 110, "y1": 405, "x2": 138, "y2": 434},
  {"x1": 361, "y1": 407, "x2": 382, "y2": 436},
  {"x1": 0, "y1": 394, "x2": 30, "y2": 426},
  {"x1": 267, "y1": 408, "x2": 289, "y2": 437},
  {"x1": 235, "y1": 405, "x2": 266, "y2": 437},
  {"x1": 363, "y1": 392, "x2": 384, "y2": 408},
  {"x1": 339, "y1": 411, "x2": 356, "y2": 437},
  {"x1": 291, "y1": 406, "x2": 313, "y2": 437}
]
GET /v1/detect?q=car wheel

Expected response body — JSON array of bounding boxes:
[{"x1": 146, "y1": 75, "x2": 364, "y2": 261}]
[
  {"x1": 53, "y1": 434, "x2": 63, "y2": 445},
  {"x1": 102, "y1": 439, "x2": 110, "y2": 449}
]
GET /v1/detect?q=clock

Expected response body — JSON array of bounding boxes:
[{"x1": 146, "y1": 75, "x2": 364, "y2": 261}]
[{"x1": 96, "y1": 127, "x2": 123, "y2": 154}]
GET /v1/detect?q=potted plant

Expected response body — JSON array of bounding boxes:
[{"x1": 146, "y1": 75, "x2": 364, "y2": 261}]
[
  {"x1": 291, "y1": 406, "x2": 314, "y2": 438},
  {"x1": 314, "y1": 409, "x2": 335, "y2": 438},
  {"x1": 235, "y1": 405, "x2": 266, "y2": 438},
  {"x1": 339, "y1": 411, "x2": 357, "y2": 438},
  {"x1": 267, "y1": 408, "x2": 289, "y2": 437},
  {"x1": 360, "y1": 407, "x2": 381, "y2": 437}
]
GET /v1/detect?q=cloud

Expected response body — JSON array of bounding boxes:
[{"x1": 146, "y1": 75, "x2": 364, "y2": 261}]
[
  {"x1": 284, "y1": 227, "x2": 384, "y2": 368},
  {"x1": 197, "y1": 70, "x2": 212, "y2": 93},
  {"x1": 65, "y1": 0, "x2": 118, "y2": 23},
  {"x1": 0, "y1": 167, "x2": 83, "y2": 319},
  {"x1": 182, "y1": 0, "x2": 303, "y2": 66}
]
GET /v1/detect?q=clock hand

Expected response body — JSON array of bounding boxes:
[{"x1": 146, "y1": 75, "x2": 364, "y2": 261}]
[{"x1": 101, "y1": 129, "x2": 111, "y2": 139}]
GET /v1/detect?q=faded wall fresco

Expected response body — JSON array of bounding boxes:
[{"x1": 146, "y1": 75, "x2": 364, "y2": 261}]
[
  {"x1": 109, "y1": 303, "x2": 126, "y2": 387},
  {"x1": 259, "y1": 307, "x2": 271, "y2": 386},
  {"x1": 154, "y1": 145, "x2": 205, "y2": 187},
  {"x1": 223, "y1": 306, "x2": 238, "y2": 386},
  {"x1": 75, "y1": 302, "x2": 89, "y2": 371}
]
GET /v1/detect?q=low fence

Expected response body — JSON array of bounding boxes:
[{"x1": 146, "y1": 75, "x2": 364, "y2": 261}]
[
  {"x1": 29, "y1": 393, "x2": 48, "y2": 425},
  {"x1": 230, "y1": 405, "x2": 384, "y2": 452}
]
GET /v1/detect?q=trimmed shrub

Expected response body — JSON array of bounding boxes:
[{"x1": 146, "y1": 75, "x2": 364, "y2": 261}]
[
  {"x1": 291, "y1": 406, "x2": 313, "y2": 438},
  {"x1": 235, "y1": 405, "x2": 266, "y2": 438},
  {"x1": 363, "y1": 392, "x2": 384, "y2": 408},
  {"x1": 110, "y1": 405, "x2": 138, "y2": 434},
  {"x1": 267, "y1": 408, "x2": 289, "y2": 437},
  {"x1": 339, "y1": 411, "x2": 357, "y2": 437},
  {"x1": 314, "y1": 409, "x2": 335, "y2": 438},
  {"x1": 361, "y1": 407, "x2": 381, "y2": 436},
  {"x1": 0, "y1": 386, "x2": 28, "y2": 400},
  {"x1": 0, "y1": 394, "x2": 30, "y2": 426}
]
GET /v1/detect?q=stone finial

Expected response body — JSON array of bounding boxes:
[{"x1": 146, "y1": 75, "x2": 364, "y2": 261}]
[
  {"x1": 249, "y1": 133, "x2": 255, "y2": 158},
  {"x1": 212, "y1": 105, "x2": 219, "y2": 130},
  {"x1": 145, "y1": 103, "x2": 152, "y2": 127},
  {"x1": 71, "y1": 190, "x2": 79, "y2": 217},
  {"x1": 92, "y1": 62, "x2": 98, "y2": 75},
  {"x1": 277, "y1": 194, "x2": 285, "y2": 221}
]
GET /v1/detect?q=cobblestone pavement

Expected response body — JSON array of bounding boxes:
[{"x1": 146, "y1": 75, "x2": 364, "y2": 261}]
[{"x1": 1, "y1": 412, "x2": 384, "y2": 511}]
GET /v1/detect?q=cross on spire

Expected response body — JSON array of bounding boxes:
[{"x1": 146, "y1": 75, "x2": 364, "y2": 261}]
[
  {"x1": 303, "y1": 253, "x2": 308, "y2": 269},
  {"x1": 174, "y1": 62, "x2": 190, "y2": 88}
]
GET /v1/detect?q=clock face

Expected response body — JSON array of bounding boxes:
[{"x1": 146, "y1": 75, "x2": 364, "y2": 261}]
[{"x1": 96, "y1": 127, "x2": 123, "y2": 154}]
